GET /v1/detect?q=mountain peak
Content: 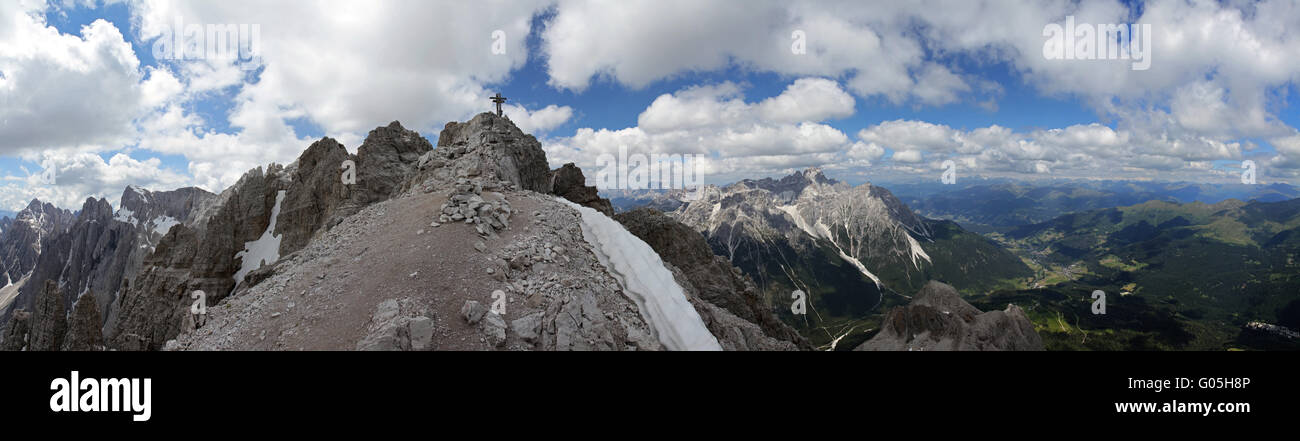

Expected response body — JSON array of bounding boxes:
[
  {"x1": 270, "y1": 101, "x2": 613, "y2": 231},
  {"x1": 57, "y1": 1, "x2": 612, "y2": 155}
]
[
  {"x1": 432, "y1": 111, "x2": 550, "y2": 192},
  {"x1": 78, "y1": 197, "x2": 113, "y2": 220},
  {"x1": 733, "y1": 167, "x2": 837, "y2": 196},
  {"x1": 120, "y1": 185, "x2": 148, "y2": 208},
  {"x1": 22, "y1": 198, "x2": 46, "y2": 212},
  {"x1": 796, "y1": 167, "x2": 833, "y2": 185}
]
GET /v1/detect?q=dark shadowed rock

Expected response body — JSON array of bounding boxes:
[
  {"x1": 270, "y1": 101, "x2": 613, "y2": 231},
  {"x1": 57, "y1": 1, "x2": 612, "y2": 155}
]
[
  {"x1": 16, "y1": 198, "x2": 130, "y2": 333},
  {"x1": 101, "y1": 186, "x2": 215, "y2": 333},
  {"x1": 1, "y1": 309, "x2": 30, "y2": 351},
  {"x1": 615, "y1": 207, "x2": 810, "y2": 349},
  {"x1": 855, "y1": 281, "x2": 1043, "y2": 351},
  {"x1": 63, "y1": 291, "x2": 104, "y2": 351},
  {"x1": 110, "y1": 167, "x2": 276, "y2": 350},
  {"x1": 0, "y1": 200, "x2": 74, "y2": 324},
  {"x1": 27, "y1": 280, "x2": 66, "y2": 351},
  {"x1": 111, "y1": 122, "x2": 434, "y2": 350},
  {"x1": 551, "y1": 163, "x2": 613, "y2": 216},
  {"x1": 2, "y1": 187, "x2": 216, "y2": 338},
  {"x1": 354, "y1": 122, "x2": 433, "y2": 205},
  {"x1": 0, "y1": 200, "x2": 75, "y2": 284},
  {"x1": 278, "y1": 137, "x2": 354, "y2": 252},
  {"x1": 661, "y1": 261, "x2": 798, "y2": 351}
]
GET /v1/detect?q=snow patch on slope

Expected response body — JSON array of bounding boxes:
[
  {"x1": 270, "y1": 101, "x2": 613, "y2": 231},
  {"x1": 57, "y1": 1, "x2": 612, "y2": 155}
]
[
  {"x1": 777, "y1": 205, "x2": 818, "y2": 238},
  {"x1": 0, "y1": 272, "x2": 29, "y2": 315},
  {"x1": 780, "y1": 204, "x2": 882, "y2": 288},
  {"x1": 114, "y1": 207, "x2": 135, "y2": 224},
  {"x1": 232, "y1": 190, "x2": 286, "y2": 290},
  {"x1": 814, "y1": 221, "x2": 881, "y2": 288},
  {"x1": 904, "y1": 233, "x2": 931, "y2": 269},
  {"x1": 151, "y1": 215, "x2": 180, "y2": 236},
  {"x1": 559, "y1": 198, "x2": 721, "y2": 351}
]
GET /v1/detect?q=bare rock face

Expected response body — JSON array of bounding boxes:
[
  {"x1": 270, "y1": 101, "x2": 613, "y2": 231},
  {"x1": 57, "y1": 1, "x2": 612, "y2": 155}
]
[
  {"x1": 278, "y1": 137, "x2": 354, "y2": 253},
  {"x1": 110, "y1": 166, "x2": 284, "y2": 350},
  {"x1": 0, "y1": 309, "x2": 30, "y2": 351},
  {"x1": 170, "y1": 191, "x2": 663, "y2": 351},
  {"x1": 12, "y1": 198, "x2": 132, "y2": 336},
  {"x1": 614, "y1": 207, "x2": 810, "y2": 349},
  {"x1": 0, "y1": 200, "x2": 75, "y2": 283},
  {"x1": 109, "y1": 220, "x2": 203, "y2": 349},
  {"x1": 0, "y1": 216, "x2": 9, "y2": 276},
  {"x1": 0, "y1": 200, "x2": 74, "y2": 323},
  {"x1": 429, "y1": 112, "x2": 552, "y2": 193},
  {"x1": 661, "y1": 261, "x2": 798, "y2": 351},
  {"x1": 187, "y1": 167, "x2": 286, "y2": 300},
  {"x1": 356, "y1": 299, "x2": 411, "y2": 351},
  {"x1": 551, "y1": 162, "x2": 613, "y2": 216},
  {"x1": 106, "y1": 186, "x2": 217, "y2": 325},
  {"x1": 355, "y1": 121, "x2": 433, "y2": 205},
  {"x1": 119, "y1": 186, "x2": 215, "y2": 229},
  {"x1": 106, "y1": 113, "x2": 790, "y2": 352},
  {"x1": 855, "y1": 281, "x2": 1043, "y2": 351},
  {"x1": 27, "y1": 280, "x2": 67, "y2": 351},
  {"x1": 110, "y1": 122, "x2": 432, "y2": 351},
  {"x1": 277, "y1": 126, "x2": 430, "y2": 259},
  {"x1": 62, "y1": 291, "x2": 105, "y2": 351}
]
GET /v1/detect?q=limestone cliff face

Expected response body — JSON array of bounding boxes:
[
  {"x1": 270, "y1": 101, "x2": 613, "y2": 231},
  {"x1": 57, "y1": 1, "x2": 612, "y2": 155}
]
[
  {"x1": 63, "y1": 291, "x2": 105, "y2": 351},
  {"x1": 101, "y1": 186, "x2": 217, "y2": 333},
  {"x1": 0, "y1": 309, "x2": 30, "y2": 351},
  {"x1": 18, "y1": 198, "x2": 133, "y2": 333},
  {"x1": 0, "y1": 200, "x2": 75, "y2": 284},
  {"x1": 27, "y1": 280, "x2": 66, "y2": 351},
  {"x1": 0, "y1": 187, "x2": 216, "y2": 340},
  {"x1": 855, "y1": 281, "x2": 1043, "y2": 351},
  {"x1": 431, "y1": 113, "x2": 552, "y2": 193},
  {"x1": 614, "y1": 208, "x2": 810, "y2": 350},
  {"x1": 356, "y1": 121, "x2": 435, "y2": 205},
  {"x1": 551, "y1": 163, "x2": 614, "y2": 216},
  {"x1": 0, "y1": 200, "x2": 75, "y2": 323},
  {"x1": 108, "y1": 223, "x2": 203, "y2": 350},
  {"x1": 109, "y1": 122, "x2": 432, "y2": 351}
]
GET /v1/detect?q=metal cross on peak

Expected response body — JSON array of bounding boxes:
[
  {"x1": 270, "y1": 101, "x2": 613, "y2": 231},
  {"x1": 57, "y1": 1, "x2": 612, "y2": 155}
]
[{"x1": 490, "y1": 93, "x2": 507, "y2": 117}]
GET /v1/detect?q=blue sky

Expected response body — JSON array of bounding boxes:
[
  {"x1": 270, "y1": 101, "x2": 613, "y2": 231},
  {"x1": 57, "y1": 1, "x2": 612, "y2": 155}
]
[{"x1": 4, "y1": 0, "x2": 1300, "y2": 210}]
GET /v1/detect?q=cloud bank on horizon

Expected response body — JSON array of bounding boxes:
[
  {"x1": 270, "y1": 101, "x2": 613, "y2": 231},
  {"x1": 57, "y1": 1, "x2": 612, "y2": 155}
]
[{"x1": 2, "y1": 0, "x2": 1300, "y2": 210}]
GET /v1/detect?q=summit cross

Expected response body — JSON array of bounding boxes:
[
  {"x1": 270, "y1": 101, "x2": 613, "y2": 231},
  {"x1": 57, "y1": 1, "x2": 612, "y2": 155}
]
[{"x1": 490, "y1": 93, "x2": 507, "y2": 117}]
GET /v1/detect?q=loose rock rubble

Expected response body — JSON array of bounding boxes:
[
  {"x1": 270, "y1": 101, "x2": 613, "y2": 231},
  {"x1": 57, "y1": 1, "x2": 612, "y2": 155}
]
[
  {"x1": 170, "y1": 186, "x2": 662, "y2": 351},
  {"x1": 437, "y1": 178, "x2": 513, "y2": 238},
  {"x1": 142, "y1": 112, "x2": 803, "y2": 351},
  {"x1": 855, "y1": 281, "x2": 1044, "y2": 351},
  {"x1": 453, "y1": 192, "x2": 663, "y2": 351}
]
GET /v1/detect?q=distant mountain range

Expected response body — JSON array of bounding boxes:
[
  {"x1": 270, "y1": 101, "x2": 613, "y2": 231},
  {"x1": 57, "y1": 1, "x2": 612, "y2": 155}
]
[
  {"x1": 1, "y1": 113, "x2": 826, "y2": 352},
  {"x1": 9, "y1": 122, "x2": 1297, "y2": 351},
  {"x1": 610, "y1": 172, "x2": 1300, "y2": 350},
  {"x1": 0, "y1": 187, "x2": 216, "y2": 341},
  {"x1": 639, "y1": 168, "x2": 1031, "y2": 349},
  {"x1": 885, "y1": 179, "x2": 1300, "y2": 233}
]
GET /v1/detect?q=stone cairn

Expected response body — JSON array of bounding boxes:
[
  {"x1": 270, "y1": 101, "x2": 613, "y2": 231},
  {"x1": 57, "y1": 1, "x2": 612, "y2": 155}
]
[{"x1": 436, "y1": 177, "x2": 514, "y2": 239}]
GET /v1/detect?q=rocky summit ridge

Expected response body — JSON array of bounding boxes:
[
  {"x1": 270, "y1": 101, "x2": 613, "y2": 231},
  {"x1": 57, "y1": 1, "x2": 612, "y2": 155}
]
[
  {"x1": 855, "y1": 281, "x2": 1043, "y2": 351},
  {"x1": 1, "y1": 112, "x2": 1039, "y2": 351},
  {"x1": 0, "y1": 112, "x2": 812, "y2": 351}
]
